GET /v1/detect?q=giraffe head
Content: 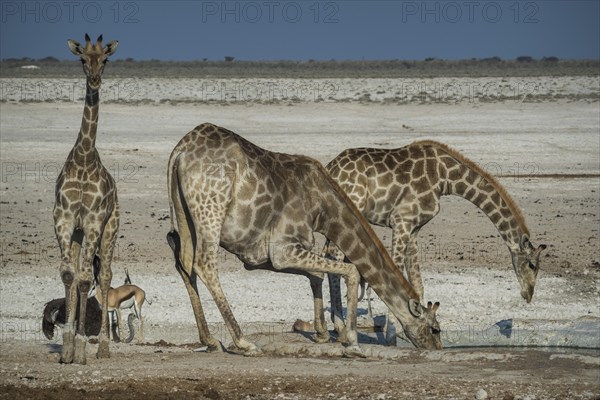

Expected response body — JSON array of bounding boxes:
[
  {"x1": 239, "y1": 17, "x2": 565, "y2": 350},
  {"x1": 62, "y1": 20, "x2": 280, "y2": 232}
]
[
  {"x1": 511, "y1": 235, "x2": 547, "y2": 303},
  {"x1": 67, "y1": 34, "x2": 118, "y2": 90},
  {"x1": 402, "y1": 300, "x2": 443, "y2": 350}
]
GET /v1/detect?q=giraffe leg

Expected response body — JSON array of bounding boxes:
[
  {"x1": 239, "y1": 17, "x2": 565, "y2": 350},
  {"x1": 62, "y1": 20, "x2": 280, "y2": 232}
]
[
  {"x1": 383, "y1": 222, "x2": 411, "y2": 346},
  {"x1": 272, "y1": 242, "x2": 363, "y2": 357},
  {"x1": 308, "y1": 274, "x2": 330, "y2": 343},
  {"x1": 167, "y1": 230, "x2": 222, "y2": 352},
  {"x1": 95, "y1": 206, "x2": 119, "y2": 359},
  {"x1": 322, "y1": 240, "x2": 346, "y2": 342},
  {"x1": 73, "y1": 226, "x2": 101, "y2": 365},
  {"x1": 194, "y1": 242, "x2": 259, "y2": 355},
  {"x1": 327, "y1": 274, "x2": 346, "y2": 343},
  {"x1": 54, "y1": 216, "x2": 78, "y2": 364},
  {"x1": 405, "y1": 230, "x2": 424, "y2": 301},
  {"x1": 178, "y1": 264, "x2": 222, "y2": 351}
]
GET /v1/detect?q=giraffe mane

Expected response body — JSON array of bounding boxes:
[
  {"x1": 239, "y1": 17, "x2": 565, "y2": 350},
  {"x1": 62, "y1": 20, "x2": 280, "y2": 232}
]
[
  {"x1": 412, "y1": 140, "x2": 530, "y2": 237},
  {"x1": 312, "y1": 160, "x2": 420, "y2": 300}
]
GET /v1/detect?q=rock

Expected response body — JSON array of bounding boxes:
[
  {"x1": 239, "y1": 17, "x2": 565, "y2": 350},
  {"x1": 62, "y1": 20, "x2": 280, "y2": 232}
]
[{"x1": 475, "y1": 388, "x2": 488, "y2": 400}]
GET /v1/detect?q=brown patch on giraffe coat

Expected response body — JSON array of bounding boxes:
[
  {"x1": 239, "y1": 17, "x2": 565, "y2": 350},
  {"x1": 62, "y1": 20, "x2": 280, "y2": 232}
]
[
  {"x1": 489, "y1": 212, "x2": 501, "y2": 224},
  {"x1": 482, "y1": 202, "x2": 495, "y2": 214},
  {"x1": 378, "y1": 171, "x2": 393, "y2": 187},
  {"x1": 411, "y1": 176, "x2": 430, "y2": 193},
  {"x1": 237, "y1": 184, "x2": 255, "y2": 202},
  {"x1": 473, "y1": 193, "x2": 487, "y2": 206},
  {"x1": 419, "y1": 192, "x2": 436, "y2": 212},
  {"x1": 413, "y1": 160, "x2": 424, "y2": 178},
  {"x1": 454, "y1": 181, "x2": 468, "y2": 195}
]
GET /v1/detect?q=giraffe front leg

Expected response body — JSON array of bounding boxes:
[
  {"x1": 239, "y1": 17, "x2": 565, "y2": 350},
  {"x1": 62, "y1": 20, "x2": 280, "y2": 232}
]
[
  {"x1": 327, "y1": 274, "x2": 346, "y2": 343},
  {"x1": 322, "y1": 240, "x2": 346, "y2": 342},
  {"x1": 55, "y1": 218, "x2": 78, "y2": 364},
  {"x1": 96, "y1": 206, "x2": 118, "y2": 359},
  {"x1": 308, "y1": 274, "x2": 330, "y2": 343},
  {"x1": 73, "y1": 232, "x2": 100, "y2": 365},
  {"x1": 405, "y1": 233, "x2": 424, "y2": 302},
  {"x1": 273, "y1": 243, "x2": 364, "y2": 357},
  {"x1": 384, "y1": 223, "x2": 411, "y2": 346}
]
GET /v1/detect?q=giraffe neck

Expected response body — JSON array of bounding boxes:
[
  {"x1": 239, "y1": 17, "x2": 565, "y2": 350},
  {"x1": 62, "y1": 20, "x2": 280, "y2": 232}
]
[
  {"x1": 315, "y1": 168, "x2": 419, "y2": 315},
  {"x1": 73, "y1": 82, "x2": 100, "y2": 163},
  {"x1": 443, "y1": 162, "x2": 528, "y2": 250}
]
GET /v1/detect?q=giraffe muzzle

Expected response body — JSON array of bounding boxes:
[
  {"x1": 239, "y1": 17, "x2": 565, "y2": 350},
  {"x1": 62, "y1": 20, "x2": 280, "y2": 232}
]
[{"x1": 88, "y1": 76, "x2": 101, "y2": 88}]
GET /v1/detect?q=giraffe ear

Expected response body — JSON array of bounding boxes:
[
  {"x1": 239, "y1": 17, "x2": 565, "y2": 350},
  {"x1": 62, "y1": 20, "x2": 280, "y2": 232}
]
[
  {"x1": 67, "y1": 39, "x2": 84, "y2": 56},
  {"x1": 409, "y1": 299, "x2": 422, "y2": 317},
  {"x1": 519, "y1": 234, "x2": 530, "y2": 251},
  {"x1": 103, "y1": 40, "x2": 119, "y2": 57}
]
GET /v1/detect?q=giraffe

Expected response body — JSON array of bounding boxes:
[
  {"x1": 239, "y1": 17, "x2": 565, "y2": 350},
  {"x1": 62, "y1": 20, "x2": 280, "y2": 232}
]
[
  {"x1": 323, "y1": 140, "x2": 547, "y2": 342},
  {"x1": 166, "y1": 123, "x2": 443, "y2": 355},
  {"x1": 53, "y1": 34, "x2": 119, "y2": 364}
]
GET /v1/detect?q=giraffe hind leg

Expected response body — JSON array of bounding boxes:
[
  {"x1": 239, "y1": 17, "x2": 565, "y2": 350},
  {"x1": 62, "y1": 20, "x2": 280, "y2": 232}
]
[{"x1": 167, "y1": 231, "x2": 222, "y2": 352}]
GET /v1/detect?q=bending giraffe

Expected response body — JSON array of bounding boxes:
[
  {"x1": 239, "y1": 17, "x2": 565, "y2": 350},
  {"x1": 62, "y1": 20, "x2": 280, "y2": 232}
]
[
  {"x1": 166, "y1": 123, "x2": 442, "y2": 356},
  {"x1": 323, "y1": 141, "x2": 546, "y2": 341},
  {"x1": 53, "y1": 34, "x2": 119, "y2": 364}
]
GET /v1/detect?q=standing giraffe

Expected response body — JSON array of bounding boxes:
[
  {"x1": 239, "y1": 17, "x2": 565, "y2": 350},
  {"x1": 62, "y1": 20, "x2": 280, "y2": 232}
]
[
  {"x1": 323, "y1": 141, "x2": 546, "y2": 342},
  {"x1": 53, "y1": 34, "x2": 119, "y2": 364},
  {"x1": 166, "y1": 123, "x2": 442, "y2": 355}
]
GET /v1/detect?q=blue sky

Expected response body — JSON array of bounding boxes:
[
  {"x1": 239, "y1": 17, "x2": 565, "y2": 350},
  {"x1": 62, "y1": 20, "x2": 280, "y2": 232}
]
[{"x1": 1, "y1": 1, "x2": 598, "y2": 60}]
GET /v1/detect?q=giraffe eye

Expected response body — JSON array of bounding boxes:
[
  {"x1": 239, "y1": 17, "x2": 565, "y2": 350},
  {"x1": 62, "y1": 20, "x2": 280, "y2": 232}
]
[
  {"x1": 528, "y1": 261, "x2": 536, "y2": 270},
  {"x1": 431, "y1": 327, "x2": 441, "y2": 335}
]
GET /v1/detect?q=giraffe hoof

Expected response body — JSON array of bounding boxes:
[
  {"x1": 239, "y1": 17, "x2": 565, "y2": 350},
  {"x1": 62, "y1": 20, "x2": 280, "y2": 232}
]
[
  {"x1": 242, "y1": 347, "x2": 263, "y2": 357},
  {"x1": 59, "y1": 352, "x2": 74, "y2": 364},
  {"x1": 73, "y1": 334, "x2": 87, "y2": 364},
  {"x1": 314, "y1": 332, "x2": 331, "y2": 344},
  {"x1": 343, "y1": 345, "x2": 367, "y2": 359},
  {"x1": 206, "y1": 341, "x2": 223, "y2": 353},
  {"x1": 96, "y1": 339, "x2": 110, "y2": 359}
]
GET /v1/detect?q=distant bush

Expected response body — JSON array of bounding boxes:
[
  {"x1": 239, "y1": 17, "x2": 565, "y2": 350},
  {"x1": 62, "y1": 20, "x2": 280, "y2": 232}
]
[
  {"x1": 542, "y1": 56, "x2": 559, "y2": 63},
  {"x1": 481, "y1": 56, "x2": 502, "y2": 63},
  {"x1": 516, "y1": 56, "x2": 534, "y2": 63},
  {"x1": 224, "y1": 56, "x2": 235, "y2": 62},
  {"x1": 39, "y1": 56, "x2": 59, "y2": 62}
]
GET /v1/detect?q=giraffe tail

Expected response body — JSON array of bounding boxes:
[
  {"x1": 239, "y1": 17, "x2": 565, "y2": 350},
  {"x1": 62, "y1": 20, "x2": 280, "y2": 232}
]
[
  {"x1": 166, "y1": 149, "x2": 181, "y2": 233},
  {"x1": 358, "y1": 277, "x2": 367, "y2": 302}
]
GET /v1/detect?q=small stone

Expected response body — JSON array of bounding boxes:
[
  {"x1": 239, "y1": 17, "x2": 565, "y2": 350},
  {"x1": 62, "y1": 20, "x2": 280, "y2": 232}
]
[{"x1": 475, "y1": 388, "x2": 488, "y2": 400}]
